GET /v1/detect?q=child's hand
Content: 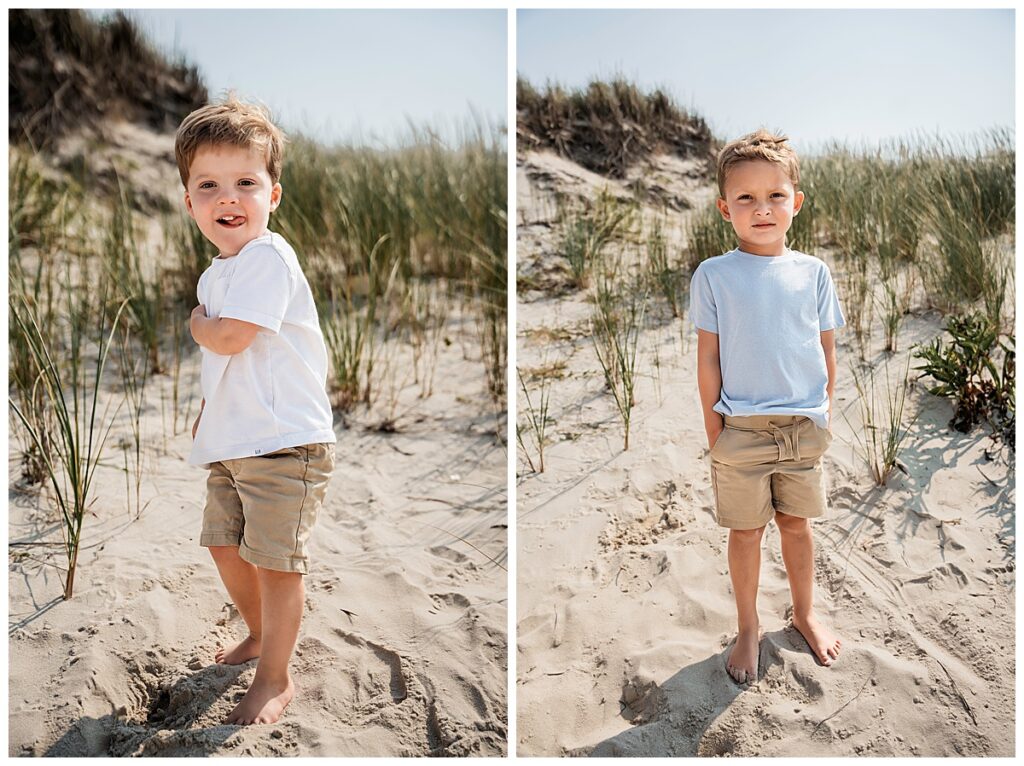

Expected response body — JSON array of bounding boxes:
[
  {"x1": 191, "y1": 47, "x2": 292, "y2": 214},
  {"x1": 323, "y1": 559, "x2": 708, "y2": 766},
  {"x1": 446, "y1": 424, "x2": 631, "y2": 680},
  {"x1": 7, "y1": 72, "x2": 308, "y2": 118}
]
[
  {"x1": 707, "y1": 425, "x2": 724, "y2": 452},
  {"x1": 190, "y1": 304, "x2": 207, "y2": 345}
]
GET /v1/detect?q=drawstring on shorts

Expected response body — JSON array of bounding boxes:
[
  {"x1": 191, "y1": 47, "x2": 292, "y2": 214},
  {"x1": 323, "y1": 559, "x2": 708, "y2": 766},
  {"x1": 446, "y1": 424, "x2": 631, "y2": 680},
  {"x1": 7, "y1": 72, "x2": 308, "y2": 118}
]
[{"x1": 768, "y1": 421, "x2": 801, "y2": 462}]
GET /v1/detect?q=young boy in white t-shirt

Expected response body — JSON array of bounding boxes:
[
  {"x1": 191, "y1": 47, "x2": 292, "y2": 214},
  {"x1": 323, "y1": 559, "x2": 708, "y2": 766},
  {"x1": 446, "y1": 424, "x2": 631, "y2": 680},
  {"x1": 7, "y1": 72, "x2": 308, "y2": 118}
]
[
  {"x1": 690, "y1": 129, "x2": 845, "y2": 687},
  {"x1": 175, "y1": 97, "x2": 336, "y2": 725}
]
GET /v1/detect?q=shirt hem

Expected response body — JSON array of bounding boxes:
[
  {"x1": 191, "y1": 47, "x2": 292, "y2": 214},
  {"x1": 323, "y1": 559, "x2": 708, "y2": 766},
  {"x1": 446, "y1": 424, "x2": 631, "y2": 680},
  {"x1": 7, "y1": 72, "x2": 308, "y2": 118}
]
[
  {"x1": 714, "y1": 403, "x2": 830, "y2": 430},
  {"x1": 189, "y1": 429, "x2": 337, "y2": 468}
]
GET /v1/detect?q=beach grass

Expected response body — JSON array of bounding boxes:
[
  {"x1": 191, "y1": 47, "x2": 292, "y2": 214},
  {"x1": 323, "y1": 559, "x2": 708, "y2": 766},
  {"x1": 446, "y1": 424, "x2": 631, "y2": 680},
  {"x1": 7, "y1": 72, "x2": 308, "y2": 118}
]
[
  {"x1": 590, "y1": 268, "x2": 648, "y2": 451},
  {"x1": 517, "y1": 367, "x2": 554, "y2": 473},
  {"x1": 845, "y1": 354, "x2": 915, "y2": 487},
  {"x1": 9, "y1": 282, "x2": 129, "y2": 599},
  {"x1": 517, "y1": 76, "x2": 714, "y2": 178},
  {"x1": 643, "y1": 214, "x2": 685, "y2": 318}
]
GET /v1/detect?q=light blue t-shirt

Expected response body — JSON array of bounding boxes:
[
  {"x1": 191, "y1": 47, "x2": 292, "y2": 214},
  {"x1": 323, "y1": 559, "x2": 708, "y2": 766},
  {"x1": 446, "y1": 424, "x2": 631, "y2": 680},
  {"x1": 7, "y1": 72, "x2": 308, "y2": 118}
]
[{"x1": 689, "y1": 247, "x2": 845, "y2": 430}]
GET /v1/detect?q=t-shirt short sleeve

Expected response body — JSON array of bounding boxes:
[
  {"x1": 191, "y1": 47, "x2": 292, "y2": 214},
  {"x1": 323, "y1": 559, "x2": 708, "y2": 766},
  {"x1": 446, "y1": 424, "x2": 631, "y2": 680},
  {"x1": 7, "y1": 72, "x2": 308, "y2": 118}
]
[
  {"x1": 219, "y1": 245, "x2": 292, "y2": 334},
  {"x1": 689, "y1": 263, "x2": 719, "y2": 334},
  {"x1": 816, "y1": 263, "x2": 846, "y2": 331}
]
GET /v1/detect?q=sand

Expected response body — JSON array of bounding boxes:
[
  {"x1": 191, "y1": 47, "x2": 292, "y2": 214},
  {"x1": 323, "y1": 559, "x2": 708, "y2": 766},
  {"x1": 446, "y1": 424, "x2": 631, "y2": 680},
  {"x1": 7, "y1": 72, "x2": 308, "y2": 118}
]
[
  {"x1": 515, "y1": 148, "x2": 1015, "y2": 756},
  {"x1": 8, "y1": 309, "x2": 507, "y2": 756}
]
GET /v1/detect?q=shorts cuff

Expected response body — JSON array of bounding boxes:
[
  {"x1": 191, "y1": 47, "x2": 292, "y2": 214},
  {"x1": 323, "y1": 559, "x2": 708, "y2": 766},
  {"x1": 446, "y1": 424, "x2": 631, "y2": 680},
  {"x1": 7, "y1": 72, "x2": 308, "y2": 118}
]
[
  {"x1": 238, "y1": 543, "x2": 309, "y2": 575},
  {"x1": 200, "y1": 531, "x2": 241, "y2": 547},
  {"x1": 774, "y1": 503, "x2": 824, "y2": 520},
  {"x1": 717, "y1": 515, "x2": 772, "y2": 530}
]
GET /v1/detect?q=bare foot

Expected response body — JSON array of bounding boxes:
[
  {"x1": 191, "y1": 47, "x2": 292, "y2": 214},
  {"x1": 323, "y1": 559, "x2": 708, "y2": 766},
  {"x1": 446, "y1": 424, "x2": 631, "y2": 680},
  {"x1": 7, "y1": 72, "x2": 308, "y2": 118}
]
[
  {"x1": 792, "y1": 613, "x2": 841, "y2": 666},
  {"x1": 216, "y1": 635, "x2": 261, "y2": 665},
  {"x1": 225, "y1": 675, "x2": 294, "y2": 725},
  {"x1": 726, "y1": 626, "x2": 763, "y2": 685}
]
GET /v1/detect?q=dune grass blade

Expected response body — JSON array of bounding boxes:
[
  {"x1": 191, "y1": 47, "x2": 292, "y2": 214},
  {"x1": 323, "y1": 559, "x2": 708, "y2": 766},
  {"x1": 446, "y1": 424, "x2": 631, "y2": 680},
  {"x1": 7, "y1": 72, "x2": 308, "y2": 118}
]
[
  {"x1": 517, "y1": 368, "x2": 552, "y2": 473},
  {"x1": 644, "y1": 215, "x2": 683, "y2": 317},
  {"x1": 845, "y1": 355, "x2": 914, "y2": 486},
  {"x1": 591, "y1": 280, "x2": 647, "y2": 451},
  {"x1": 558, "y1": 190, "x2": 634, "y2": 289},
  {"x1": 9, "y1": 293, "x2": 129, "y2": 599},
  {"x1": 683, "y1": 204, "x2": 733, "y2": 272},
  {"x1": 116, "y1": 324, "x2": 149, "y2": 518},
  {"x1": 102, "y1": 177, "x2": 165, "y2": 373}
]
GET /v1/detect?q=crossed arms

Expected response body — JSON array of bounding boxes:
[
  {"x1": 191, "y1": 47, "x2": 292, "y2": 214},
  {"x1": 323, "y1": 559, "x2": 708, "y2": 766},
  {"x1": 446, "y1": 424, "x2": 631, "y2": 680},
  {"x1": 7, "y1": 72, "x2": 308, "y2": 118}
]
[{"x1": 190, "y1": 305, "x2": 261, "y2": 356}]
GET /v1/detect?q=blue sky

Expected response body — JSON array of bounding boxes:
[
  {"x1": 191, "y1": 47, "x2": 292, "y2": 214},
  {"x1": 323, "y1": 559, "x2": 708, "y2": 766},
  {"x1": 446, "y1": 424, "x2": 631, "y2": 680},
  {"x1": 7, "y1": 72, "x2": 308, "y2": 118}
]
[
  {"x1": 518, "y1": 9, "x2": 1014, "y2": 153},
  {"x1": 97, "y1": 9, "x2": 507, "y2": 146}
]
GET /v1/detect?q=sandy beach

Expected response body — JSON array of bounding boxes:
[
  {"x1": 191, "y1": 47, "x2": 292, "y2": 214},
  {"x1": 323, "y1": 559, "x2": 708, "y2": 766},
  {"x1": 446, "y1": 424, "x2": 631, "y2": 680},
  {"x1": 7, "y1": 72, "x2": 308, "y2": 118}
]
[
  {"x1": 515, "y1": 148, "x2": 1015, "y2": 757},
  {"x1": 9, "y1": 315, "x2": 508, "y2": 756}
]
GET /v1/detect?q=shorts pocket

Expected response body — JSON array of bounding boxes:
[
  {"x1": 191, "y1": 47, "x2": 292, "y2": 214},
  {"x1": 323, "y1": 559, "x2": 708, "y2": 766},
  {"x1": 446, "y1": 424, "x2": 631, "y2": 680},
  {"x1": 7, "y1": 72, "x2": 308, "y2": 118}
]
[
  {"x1": 710, "y1": 428, "x2": 729, "y2": 458},
  {"x1": 797, "y1": 419, "x2": 831, "y2": 460}
]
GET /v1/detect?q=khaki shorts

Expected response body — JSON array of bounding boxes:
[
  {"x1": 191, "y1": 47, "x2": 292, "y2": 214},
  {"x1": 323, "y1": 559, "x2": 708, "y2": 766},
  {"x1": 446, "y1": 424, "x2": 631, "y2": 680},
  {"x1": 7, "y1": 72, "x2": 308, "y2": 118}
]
[
  {"x1": 200, "y1": 443, "x2": 335, "y2": 574},
  {"x1": 709, "y1": 415, "x2": 832, "y2": 530}
]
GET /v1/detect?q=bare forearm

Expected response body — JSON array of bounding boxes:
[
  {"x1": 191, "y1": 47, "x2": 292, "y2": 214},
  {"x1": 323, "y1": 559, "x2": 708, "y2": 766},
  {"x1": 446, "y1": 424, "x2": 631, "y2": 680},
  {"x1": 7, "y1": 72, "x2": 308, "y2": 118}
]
[
  {"x1": 191, "y1": 313, "x2": 256, "y2": 356},
  {"x1": 696, "y1": 330, "x2": 724, "y2": 444},
  {"x1": 697, "y1": 359, "x2": 724, "y2": 432},
  {"x1": 820, "y1": 330, "x2": 838, "y2": 427}
]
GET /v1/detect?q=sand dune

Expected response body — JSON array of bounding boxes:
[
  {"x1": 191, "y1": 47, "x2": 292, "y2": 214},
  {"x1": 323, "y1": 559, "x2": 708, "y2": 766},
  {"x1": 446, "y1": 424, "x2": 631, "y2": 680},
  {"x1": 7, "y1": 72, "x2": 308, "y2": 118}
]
[
  {"x1": 515, "y1": 149, "x2": 1014, "y2": 757},
  {"x1": 9, "y1": 319, "x2": 507, "y2": 757}
]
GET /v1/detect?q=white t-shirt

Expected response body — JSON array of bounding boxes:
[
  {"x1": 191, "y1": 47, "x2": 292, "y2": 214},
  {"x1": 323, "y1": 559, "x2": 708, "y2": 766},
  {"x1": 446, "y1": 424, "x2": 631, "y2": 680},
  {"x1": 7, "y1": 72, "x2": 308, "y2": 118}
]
[
  {"x1": 688, "y1": 247, "x2": 845, "y2": 430},
  {"x1": 188, "y1": 232, "x2": 336, "y2": 467}
]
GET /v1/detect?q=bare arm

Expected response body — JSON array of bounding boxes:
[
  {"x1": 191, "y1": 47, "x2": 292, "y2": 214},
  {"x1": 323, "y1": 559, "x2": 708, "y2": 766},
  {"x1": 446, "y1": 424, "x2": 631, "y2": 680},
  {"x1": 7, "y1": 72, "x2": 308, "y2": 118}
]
[
  {"x1": 696, "y1": 329, "x2": 725, "y2": 449},
  {"x1": 820, "y1": 329, "x2": 837, "y2": 429},
  {"x1": 190, "y1": 305, "x2": 261, "y2": 356}
]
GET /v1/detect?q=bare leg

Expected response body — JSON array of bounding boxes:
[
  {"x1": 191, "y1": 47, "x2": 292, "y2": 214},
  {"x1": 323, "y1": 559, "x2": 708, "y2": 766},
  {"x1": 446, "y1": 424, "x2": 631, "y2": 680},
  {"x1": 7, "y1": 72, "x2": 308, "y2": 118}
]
[
  {"x1": 209, "y1": 546, "x2": 262, "y2": 664},
  {"x1": 726, "y1": 525, "x2": 766, "y2": 684},
  {"x1": 775, "y1": 511, "x2": 841, "y2": 665},
  {"x1": 225, "y1": 568, "x2": 304, "y2": 725}
]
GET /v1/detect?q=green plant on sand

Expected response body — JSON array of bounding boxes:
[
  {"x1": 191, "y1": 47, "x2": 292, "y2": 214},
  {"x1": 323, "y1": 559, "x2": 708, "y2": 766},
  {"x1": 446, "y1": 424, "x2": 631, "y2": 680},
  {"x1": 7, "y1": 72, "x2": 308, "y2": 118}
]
[{"x1": 914, "y1": 312, "x2": 1015, "y2": 449}]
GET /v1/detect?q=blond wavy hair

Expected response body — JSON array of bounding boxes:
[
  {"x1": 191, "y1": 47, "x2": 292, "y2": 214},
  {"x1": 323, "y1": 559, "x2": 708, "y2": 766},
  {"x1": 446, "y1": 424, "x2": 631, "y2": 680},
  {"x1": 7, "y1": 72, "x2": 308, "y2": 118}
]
[
  {"x1": 174, "y1": 95, "x2": 285, "y2": 187},
  {"x1": 716, "y1": 129, "x2": 799, "y2": 197}
]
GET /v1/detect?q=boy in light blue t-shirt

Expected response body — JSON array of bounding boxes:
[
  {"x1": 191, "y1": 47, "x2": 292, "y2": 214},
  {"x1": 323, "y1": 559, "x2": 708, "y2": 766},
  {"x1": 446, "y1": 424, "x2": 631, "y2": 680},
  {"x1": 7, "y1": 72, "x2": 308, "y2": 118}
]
[{"x1": 690, "y1": 129, "x2": 845, "y2": 686}]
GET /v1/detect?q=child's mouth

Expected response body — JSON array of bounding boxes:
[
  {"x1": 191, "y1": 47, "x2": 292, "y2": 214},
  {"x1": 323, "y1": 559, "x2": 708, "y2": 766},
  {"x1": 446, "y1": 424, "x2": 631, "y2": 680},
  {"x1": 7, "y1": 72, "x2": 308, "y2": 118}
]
[{"x1": 217, "y1": 215, "x2": 246, "y2": 228}]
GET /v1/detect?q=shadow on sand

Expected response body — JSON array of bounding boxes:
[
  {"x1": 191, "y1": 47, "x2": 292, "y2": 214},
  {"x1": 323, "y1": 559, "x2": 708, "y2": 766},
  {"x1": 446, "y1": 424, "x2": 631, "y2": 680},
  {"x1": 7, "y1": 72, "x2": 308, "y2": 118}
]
[
  {"x1": 577, "y1": 626, "x2": 821, "y2": 757},
  {"x1": 43, "y1": 661, "x2": 250, "y2": 757}
]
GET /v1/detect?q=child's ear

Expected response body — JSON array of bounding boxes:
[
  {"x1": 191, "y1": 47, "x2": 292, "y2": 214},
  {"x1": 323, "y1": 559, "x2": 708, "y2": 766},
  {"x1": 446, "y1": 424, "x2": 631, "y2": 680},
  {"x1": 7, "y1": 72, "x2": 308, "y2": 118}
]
[
  {"x1": 184, "y1": 191, "x2": 195, "y2": 219},
  {"x1": 269, "y1": 182, "x2": 283, "y2": 213},
  {"x1": 793, "y1": 189, "x2": 806, "y2": 215},
  {"x1": 716, "y1": 197, "x2": 730, "y2": 221}
]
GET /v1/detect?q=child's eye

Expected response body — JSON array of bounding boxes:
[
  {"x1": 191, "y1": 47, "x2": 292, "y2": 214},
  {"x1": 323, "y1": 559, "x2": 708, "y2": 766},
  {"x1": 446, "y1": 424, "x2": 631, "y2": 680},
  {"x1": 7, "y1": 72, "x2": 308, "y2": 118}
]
[
  {"x1": 737, "y1": 194, "x2": 751, "y2": 200},
  {"x1": 199, "y1": 181, "x2": 215, "y2": 190},
  {"x1": 238, "y1": 179, "x2": 256, "y2": 186},
  {"x1": 771, "y1": 192, "x2": 786, "y2": 198}
]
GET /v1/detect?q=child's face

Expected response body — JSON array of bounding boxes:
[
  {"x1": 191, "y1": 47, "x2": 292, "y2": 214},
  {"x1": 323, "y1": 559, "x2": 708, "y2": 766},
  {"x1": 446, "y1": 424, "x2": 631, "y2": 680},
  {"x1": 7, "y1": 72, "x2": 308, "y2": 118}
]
[
  {"x1": 716, "y1": 160, "x2": 804, "y2": 256},
  {"x1": 184, "y1": 144, "x2": 282, "y2": 257}
]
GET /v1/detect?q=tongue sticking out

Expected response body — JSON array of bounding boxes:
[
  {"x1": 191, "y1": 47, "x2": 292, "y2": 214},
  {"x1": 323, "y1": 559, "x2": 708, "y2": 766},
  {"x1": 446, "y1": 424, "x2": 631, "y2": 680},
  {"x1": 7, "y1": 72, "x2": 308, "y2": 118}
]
[{"x1": 217, "y1": 216, "x2": 246, "y2": 228}]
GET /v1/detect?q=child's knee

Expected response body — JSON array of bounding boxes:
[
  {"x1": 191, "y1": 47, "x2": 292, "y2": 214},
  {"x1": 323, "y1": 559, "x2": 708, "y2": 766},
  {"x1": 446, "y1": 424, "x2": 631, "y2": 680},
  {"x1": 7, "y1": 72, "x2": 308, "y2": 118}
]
[
  {"x1": 730, "y1": 525, "x2": 766, "y2": 542},
  {"x1": 258, "y1": 566, "x2": 302, "y2": 581},
  {"x1": 775, "y1": 511, "x2": 809, "y2": 533},
  {"x1": 208, "y1": 544, "x2": 241, "y2": 560}
]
